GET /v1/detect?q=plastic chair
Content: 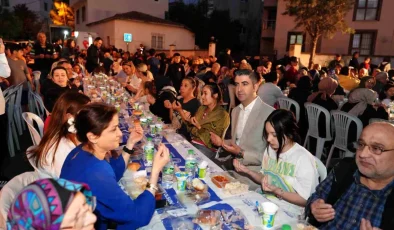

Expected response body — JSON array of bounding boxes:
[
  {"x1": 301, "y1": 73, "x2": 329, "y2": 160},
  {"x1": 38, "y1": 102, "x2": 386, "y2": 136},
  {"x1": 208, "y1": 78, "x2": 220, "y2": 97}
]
[
  {"x1": 5, "y1": 92, "x2": 20, "y2": 157},
  {"x1": 214, "y1": 123, "x2": 230, "y2": 159},
  {"x1": 22, "y1": 112, "x2": 44, "y2": 146},
  {"x1": 315, "y1": 156, "x2": 327, "y2": 182},
  {"x1": 32, "y1": 71, "x2": 41, "y2": 94},
  {"x1": 12, "y1": 83, "x2": 26, "y2": 135},
  {"x1": 369, "y1": 118, "x2": 394, "y2": 125},
  {"x1": 326, "y1": 111, "x2": 363, "y2": 167},
  {"x1": 304, "y1": 103, "x2": 333, "y2": 160},
  {"x1": 2, "y1": 85, "x2": 14, "y2": 97},
  {"x1": 228, "y1": 84, "x2": 236, "y2": 113},
  {"x1": 31, "y1": 92, "x2": 49, "y2": 119},
  {"x1": 277, "y1": 97, "x2": 300, "y2": 122}
]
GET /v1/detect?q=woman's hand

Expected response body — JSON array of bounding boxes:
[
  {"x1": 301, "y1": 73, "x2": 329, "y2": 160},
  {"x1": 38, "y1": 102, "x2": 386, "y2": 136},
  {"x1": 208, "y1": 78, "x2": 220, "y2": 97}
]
[
  {"x1": 261, "y1": 175, "x2": 279, "y2": 193},
  {"x1": 172, "y1": 100, "x2": 182, "y2": 111},
  {"x1": 164, "y1": 100, "x2": 172, "y2": 109},
  {"x1": 233, "y1": 159, "x2": 249, "y2": 174},
  {"x1": 152, "y1": 144, "x2": 170, "y2": 173},
  {"x1": 183, "y1": 110, "x2": 191, "y2": 122},
  {"x1": 127, "y1": 124, "x2": 143, "y2": 147},
  {"x1": 190, "y1": 117, "x2": 201, "y2": 129}
]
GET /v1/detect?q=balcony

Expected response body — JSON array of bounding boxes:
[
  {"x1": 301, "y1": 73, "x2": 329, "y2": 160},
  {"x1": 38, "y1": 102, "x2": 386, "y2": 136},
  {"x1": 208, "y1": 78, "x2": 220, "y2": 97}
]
[
  {"x1": 261, "y1": 20, "x2": 276, "y2": 38},
  {"x1": 263, "y1": 0, "x2": 277, "y2": 7}
]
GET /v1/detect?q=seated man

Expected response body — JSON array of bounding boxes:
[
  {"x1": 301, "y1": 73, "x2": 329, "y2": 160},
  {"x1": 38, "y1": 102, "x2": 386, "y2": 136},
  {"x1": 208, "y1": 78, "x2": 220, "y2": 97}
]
[
  {"x1": 307, "y1": 122, "x2": 394, "y2": 230},
  {"x1": 210, "y1": 69, "x2": 274, "y2": 190}
]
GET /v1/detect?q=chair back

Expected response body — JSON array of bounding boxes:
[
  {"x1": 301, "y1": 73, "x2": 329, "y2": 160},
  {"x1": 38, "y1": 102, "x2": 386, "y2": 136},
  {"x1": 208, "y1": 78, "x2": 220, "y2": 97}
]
[
  {"x1": 277, "y1": 97, "x2": 300, "y2": 122},
  {"x1": 304, "y1": 102, "x2": 332, "y2": 140},
  {"x1": 22, "y1": 112, "x2": 44, "y2": 146},
  {"x1": 31, "y1": 92, "x2": 49, "y2": 119},
  {"x1": 2, "y1": 85, "x2": 15, "y2": 97},
  {"x1": 331, "y1": 111, "x2": 363, "y2": 151},
  {"x1": 0, "y1": 172, "x2": 40, "y2": 228},
  {"x1": 228, "y1": 84, "x2": 236, "y2": 113},
  {"x1": 315, "y1": 156, "x2": 327, "y2": 182}
]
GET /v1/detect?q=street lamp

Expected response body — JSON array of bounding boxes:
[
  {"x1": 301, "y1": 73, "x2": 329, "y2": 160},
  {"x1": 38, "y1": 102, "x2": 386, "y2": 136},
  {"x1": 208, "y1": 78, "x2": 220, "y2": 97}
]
[
  {"x1": 63, "y1": 30, "x2": 69, "y2": 39},
  {"x1": 74, "y1": 31, "x2": 79, "y2": 38}
]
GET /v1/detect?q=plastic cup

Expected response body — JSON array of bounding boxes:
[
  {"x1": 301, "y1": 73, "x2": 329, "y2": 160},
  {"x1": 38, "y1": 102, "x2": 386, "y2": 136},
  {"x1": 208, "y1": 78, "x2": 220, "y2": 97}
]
[
  {"x1": 155, "y1": 123, "x2": 163, "y2": 132},
  {"x1": 261, "y1": 202, "x2": 279, "y2": 229},
  {"x1": 134, "y1": 102, "x2": 140, "y2": 110},
  {"x1": 198, "y1": 161, "x2": 208, "y2": 179},
  {"x1": 175, "y1": 172, "x2": 188, "y2": 191},
  {"x1": 150, "y1": 124, "x2": 156, "y2": 136}
]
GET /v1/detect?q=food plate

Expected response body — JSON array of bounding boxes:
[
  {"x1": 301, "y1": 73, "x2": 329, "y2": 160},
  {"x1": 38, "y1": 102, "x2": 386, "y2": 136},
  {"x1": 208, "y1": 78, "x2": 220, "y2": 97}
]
[{"x1": 210, "y1": 172, "x2": 235, "y2": 188}]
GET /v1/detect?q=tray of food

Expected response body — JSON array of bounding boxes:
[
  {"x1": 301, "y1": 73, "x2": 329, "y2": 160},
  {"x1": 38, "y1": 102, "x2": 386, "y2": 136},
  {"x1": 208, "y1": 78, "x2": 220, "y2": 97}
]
[
  {"x1": 210, "y1": 172, "x2": 235, "y2": 188},
  {"x1": 192, "y1": 210, "x2": 221, "y2": 227}
]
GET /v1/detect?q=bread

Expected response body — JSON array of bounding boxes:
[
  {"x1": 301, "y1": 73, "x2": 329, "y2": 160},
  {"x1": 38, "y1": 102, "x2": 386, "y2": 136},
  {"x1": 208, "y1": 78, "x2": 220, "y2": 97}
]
[
  {"x1": 127, "y1": 162, "x2": 141, "y2": 171},
  {"x1": 192, "y1": 178, "x2": 205, "y2": 191},
  {"x1": 132, "y1": 110, "x2": 143, "y2": 116}
]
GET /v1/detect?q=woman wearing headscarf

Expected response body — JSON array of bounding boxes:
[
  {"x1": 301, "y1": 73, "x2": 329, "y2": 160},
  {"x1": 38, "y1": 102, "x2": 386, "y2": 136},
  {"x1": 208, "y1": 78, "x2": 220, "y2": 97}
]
[
  {"x1": 341, "y1": 88, "x2": 388, "y2": 127},
  {"x1": 6, "y1": 178, "x2": 96, "y2": 229},
  {"x1": 373, "y1": 71, "x2": 389, "y2": 95},
  {"x1": 288, "y1": 76, "x2": 312, "y2": 140},
  {"x1": 307, "y1": 77, "x2": 339, "y2": 138}
]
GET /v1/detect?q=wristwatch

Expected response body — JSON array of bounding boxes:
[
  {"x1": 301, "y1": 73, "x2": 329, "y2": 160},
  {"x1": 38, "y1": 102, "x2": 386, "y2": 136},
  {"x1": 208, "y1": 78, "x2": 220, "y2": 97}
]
[
  {"x1": 236, "y1": 149, "x2": 244, "y2": 159},
  {"x1": 146, "y1": 182, "x2": 159, "y2": 193},
  {"x1": 123, "y1": 146, "x2": 135, "y2": 155}
]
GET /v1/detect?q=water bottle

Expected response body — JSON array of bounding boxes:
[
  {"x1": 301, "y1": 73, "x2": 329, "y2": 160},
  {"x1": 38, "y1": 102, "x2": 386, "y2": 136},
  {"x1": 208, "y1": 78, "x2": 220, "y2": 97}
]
[
  {"x1": 162, "y1": 156, "x2": 174, "y2": 189},
  {"x1": 144, "y1": 137, "x2": 154, "y2": 166},
  {"x1": 185, "y1": 150, "x2": 197, "y2": 189}
]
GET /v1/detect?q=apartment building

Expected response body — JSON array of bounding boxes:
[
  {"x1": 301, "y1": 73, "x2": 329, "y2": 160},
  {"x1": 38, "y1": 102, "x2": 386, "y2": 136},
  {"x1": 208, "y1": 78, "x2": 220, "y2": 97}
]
[{"x1": 261, "y1": 0, "x2": 394, "y2": 63}]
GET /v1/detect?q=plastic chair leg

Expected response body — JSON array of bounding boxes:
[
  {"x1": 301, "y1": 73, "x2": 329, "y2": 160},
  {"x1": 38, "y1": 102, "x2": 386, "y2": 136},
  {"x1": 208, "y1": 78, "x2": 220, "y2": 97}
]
[
  {"x1": 13, "y1": 110, "x2": 23, "y2": 135},
  {"x1": 303, "y1": 135, "x2": 309, "y2": 150},
  {"x1": 326, "y1": 146, "x2": 335, "y2": 168},
  {"x1": 12, "y1": 121, "x2": 20, "y2": 152},
  {"x1": 7, "y1": 124, "x2": 15, "y2": 157},
  {"x1": 315, "y1": 138, "x2": 325, "y2": 160}
]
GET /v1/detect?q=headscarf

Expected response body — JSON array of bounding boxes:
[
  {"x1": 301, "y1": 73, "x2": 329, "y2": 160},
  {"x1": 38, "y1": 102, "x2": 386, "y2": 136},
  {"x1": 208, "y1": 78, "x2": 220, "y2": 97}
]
[
  {"x1": 375, "y1": 72, "x2": 389, "y2": 82},
  {"x1": 7, "y1": 178, "x2": 94, "y2": 230},
  {"x1": 307, "y1": 77, "x2": 338, "y2": 102},
  {"x1": 347, "y1": 88, "x2": 377, "y2": 116}
]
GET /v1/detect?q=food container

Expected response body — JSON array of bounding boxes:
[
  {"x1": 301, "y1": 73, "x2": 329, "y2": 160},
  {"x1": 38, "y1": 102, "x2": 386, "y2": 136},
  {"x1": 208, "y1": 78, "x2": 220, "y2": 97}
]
[
  {"x1": 193, "y1": 210, "x2": 221, "y2": 226},
  {"x1": 210, "y1": 172, "x2": 235, "y2": 188}
]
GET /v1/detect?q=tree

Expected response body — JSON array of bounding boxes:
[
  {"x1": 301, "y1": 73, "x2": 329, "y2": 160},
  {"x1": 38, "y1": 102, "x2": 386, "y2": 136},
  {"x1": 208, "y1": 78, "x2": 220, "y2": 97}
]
[
  {"x1": 283, "y1": 0, "x2": 354, "y2": 68},
  {"x1": 50, "y1": 1, "x2": 74, "y2": 29},
  {"x1": 0, "y1": 7, "x2": 23, "y2": 40},
  {"x1": 13, "y1": 4, "x2": 43, "y2": 40}
]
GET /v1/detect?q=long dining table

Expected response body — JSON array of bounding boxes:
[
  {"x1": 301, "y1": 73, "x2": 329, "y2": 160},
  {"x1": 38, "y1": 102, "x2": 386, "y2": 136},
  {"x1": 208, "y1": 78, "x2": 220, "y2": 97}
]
[{"x1": 116, "y1": 104, "x2": 302, "y2": 230}]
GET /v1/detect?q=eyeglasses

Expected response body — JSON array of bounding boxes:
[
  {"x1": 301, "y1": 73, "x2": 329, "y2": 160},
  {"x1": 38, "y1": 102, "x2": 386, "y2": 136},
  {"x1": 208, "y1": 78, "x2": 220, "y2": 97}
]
[{"x1": 355, "y1": 140, "x2": 394, "y2": 155}]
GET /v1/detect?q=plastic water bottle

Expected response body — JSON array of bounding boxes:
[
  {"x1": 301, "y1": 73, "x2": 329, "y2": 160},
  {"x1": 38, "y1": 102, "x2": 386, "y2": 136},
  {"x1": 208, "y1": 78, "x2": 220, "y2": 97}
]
[
  {"x1": 162, "y1": 156, "x2": 174, "y2": 189},
  {"x1": 185, "y1": 150, "x2": 197, "y2": 189},
  {"x1": 144, "y1": 137, "x2": 154, "y2": 166}
]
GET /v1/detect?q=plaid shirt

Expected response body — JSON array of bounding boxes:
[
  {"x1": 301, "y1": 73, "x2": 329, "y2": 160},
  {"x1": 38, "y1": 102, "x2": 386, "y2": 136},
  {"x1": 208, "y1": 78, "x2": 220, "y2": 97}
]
[{"x1": 306, "y1": 170, "x2": 394, "y2": 230}]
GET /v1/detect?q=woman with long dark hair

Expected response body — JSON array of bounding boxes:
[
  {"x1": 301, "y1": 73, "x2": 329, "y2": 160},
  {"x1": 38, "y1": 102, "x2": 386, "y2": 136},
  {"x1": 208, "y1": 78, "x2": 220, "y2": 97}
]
[
  {"x1": 60, "y1": 103, "x2": 170, "y2": 230},
  {"x1": 233, "y1": 109, "x2": 319, "y2": 215},
  {"x1": 61, "y1": 38, "x2": 76, "y2": 64},
  {"x1": 28, "y1": 91, "x2": 90, "y2": 178}
]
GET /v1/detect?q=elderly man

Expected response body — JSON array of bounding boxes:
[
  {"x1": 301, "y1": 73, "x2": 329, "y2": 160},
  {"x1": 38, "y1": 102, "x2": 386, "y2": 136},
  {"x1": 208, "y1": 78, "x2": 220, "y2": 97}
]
[{"x1": 307, "y1": 122, "x2": 394, "y2": 230}]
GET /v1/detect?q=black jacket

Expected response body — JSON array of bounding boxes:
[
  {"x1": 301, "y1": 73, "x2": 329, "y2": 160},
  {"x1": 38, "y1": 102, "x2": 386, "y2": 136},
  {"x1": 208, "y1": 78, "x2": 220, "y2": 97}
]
[{"x1": 86, "y1": 44, "x2": 100, "y2": 73}]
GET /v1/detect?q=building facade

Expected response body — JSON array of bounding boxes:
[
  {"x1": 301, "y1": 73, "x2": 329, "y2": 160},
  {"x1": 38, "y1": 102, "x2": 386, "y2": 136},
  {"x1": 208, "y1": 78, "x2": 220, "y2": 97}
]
[
  {"x1": 70, "y1": 0, "x2": 169, "y2": 31},
  {"x1": 2, "y1": 0, "x2": 52, "y2": 19},
  {"x1": 262, "y1": 0, "x2": 394, "y2": 64},
  {"x1": 86, "y1": 11, "x2": 195, "y2": 52}
]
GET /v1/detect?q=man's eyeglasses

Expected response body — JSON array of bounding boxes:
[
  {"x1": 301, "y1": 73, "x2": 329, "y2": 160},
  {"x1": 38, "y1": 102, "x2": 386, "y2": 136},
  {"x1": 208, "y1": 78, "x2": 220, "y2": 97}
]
[{"x1": 355, "y1": 140, "x2": 394, "y2": 155}]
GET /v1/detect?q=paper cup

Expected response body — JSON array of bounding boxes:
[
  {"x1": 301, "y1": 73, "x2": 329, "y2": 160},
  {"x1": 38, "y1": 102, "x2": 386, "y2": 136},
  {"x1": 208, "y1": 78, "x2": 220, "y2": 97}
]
[
  {"x1": 261, "y1": 202, "x2": 278, "y2": 229},
  {"x1": 156, "y1": 123, "x2": 163, "y2": 132},
  {"x1": 175, "y1": 172, "x2": 188, "y2": 191}
]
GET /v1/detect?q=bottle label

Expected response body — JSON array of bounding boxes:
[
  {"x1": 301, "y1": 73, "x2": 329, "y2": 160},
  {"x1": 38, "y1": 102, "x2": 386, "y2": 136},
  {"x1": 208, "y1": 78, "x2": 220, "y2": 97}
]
[
  {"x1": 163, "y1": 166, "x2": 174, "y2": 175},
  {"x1": 145, "y1": 146, "x2": 154, "y2": 164}
]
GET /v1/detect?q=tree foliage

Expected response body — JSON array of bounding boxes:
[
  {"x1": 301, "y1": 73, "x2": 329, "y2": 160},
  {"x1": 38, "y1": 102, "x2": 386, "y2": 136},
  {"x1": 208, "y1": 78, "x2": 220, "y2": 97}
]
[
  {"x1": 168, "y1": 0, "x2": 241, "y2": 52},
  {"x1": 13, "y1": 4, "x2": 43, "y2": 40},
  {"x1": 283, "y1": 0, "x2": 354, "y2": 67},
  {"x1": 0, "y1": 6, "x2": 34, "y2": 40},
  {"x1": 50, "y1": 1, "x2": 74, "y2": 29}
]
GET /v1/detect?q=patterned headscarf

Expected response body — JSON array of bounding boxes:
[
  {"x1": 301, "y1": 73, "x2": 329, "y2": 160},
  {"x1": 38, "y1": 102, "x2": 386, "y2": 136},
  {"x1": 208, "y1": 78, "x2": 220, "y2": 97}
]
[{"x1": 7, "y1": 178, "x2": 93, "y2": 230}]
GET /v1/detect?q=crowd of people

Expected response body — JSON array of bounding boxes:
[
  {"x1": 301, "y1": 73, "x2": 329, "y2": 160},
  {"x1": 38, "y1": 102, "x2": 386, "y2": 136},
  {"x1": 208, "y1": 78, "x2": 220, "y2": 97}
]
[{"x1": 0, "y1": 31, "x2": 394, "y2": 230}]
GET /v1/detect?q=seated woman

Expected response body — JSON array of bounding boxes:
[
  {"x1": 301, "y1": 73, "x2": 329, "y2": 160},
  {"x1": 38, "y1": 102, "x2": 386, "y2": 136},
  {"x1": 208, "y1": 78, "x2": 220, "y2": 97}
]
[
  {"x1": 133, "y1": 63, "x2": 154, "y2": 98},
  {"x1": 6, "y1": 178, "x2": 96, "y2": 229},
  {"x1": 41, "y1": 66, "x2": 79, "y2": 112},
  {"x1": 233, "y1": 109, "x2": 319, "y2": 215},
  {"x1": 60, "y1": 103, "x2": 170, "y2": 230},
  {"x1": 165, "y1": 77, "x2": 201, "y2": 140},
  {"x1": 149, "y1": 83, "x2": 178, "y2": 124},
  {"x1": 30, "y1": 91, "x2": 90, "y2": 178},
  {"x1": 258, "y1": 71, "x2": 283, "y2": 107},
  {"x1": 341, "y1": 88, "x2": 388, "y2": 127},
  {"x1": 187, "y1": 83, "x2": 230, "y2": 158},
  {"x1": 380, "y1": 83, "x2": 394, "y2": 107}
]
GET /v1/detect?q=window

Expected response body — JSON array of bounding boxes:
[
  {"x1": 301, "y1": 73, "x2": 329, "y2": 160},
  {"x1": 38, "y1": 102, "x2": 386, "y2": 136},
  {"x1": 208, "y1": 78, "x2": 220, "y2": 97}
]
[
  {"x1": 82, "y1": 6, "x2": 86, "y2": 22},
  {"x1": 1, "y1": 0, "x2": 10, "y2": 7},
  {"x1": 151, "y1": 34, "x2": 164, "y2": 49},
  {"x1": 44, "y1": 2, "x2": 48, "y2": 11},
  {"x1": 76, "y1": 9, "x2": 80, "y2": 24},
  {"x1": 354, "y1": 0, "x2": 382, "y2": 21},
  {"x1": 286, "y1": 32, "x2": 306, "y2": 52},
  {"x1": 349, "y1": 31, "x2": 376, "y2": 55}
]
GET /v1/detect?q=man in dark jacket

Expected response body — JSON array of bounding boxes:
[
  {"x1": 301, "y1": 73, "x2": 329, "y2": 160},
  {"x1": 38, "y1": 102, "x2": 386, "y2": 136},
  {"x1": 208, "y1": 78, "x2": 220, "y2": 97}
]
[
  {"x1": 32, "y1": 32, "x2": 55, "y2": 84},
  {"x1": 307, "y1": 122, "x2": 394, "y2": 230},
  {"x1": 349, "y1": 51, "x2": 360, "y2": 70},
  {"x1": 86, "y1": 37, "x2": 102, "y2": 73},
  {"x1": 166, "y1": 53, "x2": 185, "y2": 92},
  {"x1": 218, "y1": 48, "x2": 234, "y2": 69}
]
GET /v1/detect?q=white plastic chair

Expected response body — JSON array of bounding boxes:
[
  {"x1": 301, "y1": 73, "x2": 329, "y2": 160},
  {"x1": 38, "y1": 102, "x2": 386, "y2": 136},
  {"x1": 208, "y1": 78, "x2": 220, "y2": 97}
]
[
  {"x1": 326, "y1": 111, "x2": 363, "y2": 167},
  {"x1": 304, "y1": 103, "x2": 333, "y2": 160},
  {"x1": 369, "y1": 118, "x2": 394, "y2": 125},
  {"x1": 315, "y1": 156, "x2": 327, "y2": 182},
  {"x1": 31, "y1": 92, "x2": 50, "y2": 119},
  {"x1": 228, "y1": 84, "x2": 236, "y2": 113},
  {"x1": 0, "y1": 172, "x2": 40, "y2": 228},
  {"x1": 12, "y1": 83, "x2": 26, "y2": 135},
  {"x1": 22, "y1": 112, "x2": 44, "y2": 146},
  {"x1": 214, "y1": 123, "x2": 231, "y2": 159},
  {"x1": 5, "y1": 92, "x2": 20, "y2": 157},
  {"x1": 2, "y1": 85, "x2": 14, "y2": 97},
  {"x1": 277, "y1": 97, "x2": 300, "y2": 122}
]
